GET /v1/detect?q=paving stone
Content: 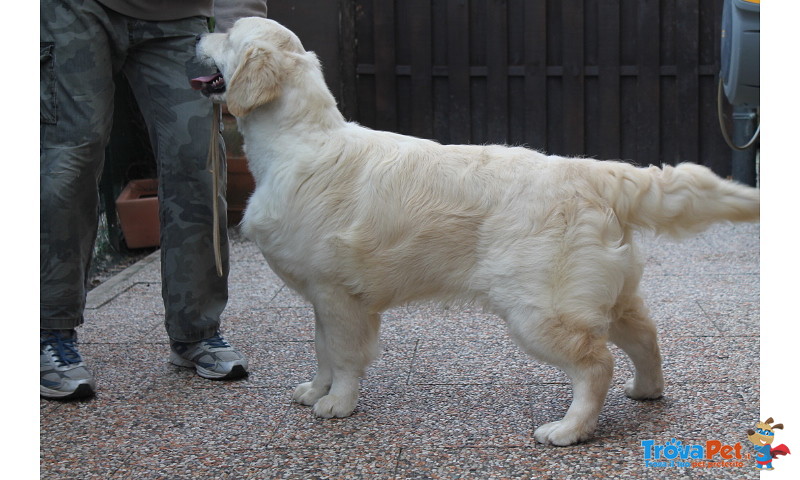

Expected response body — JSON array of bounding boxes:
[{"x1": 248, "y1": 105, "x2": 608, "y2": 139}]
[{"x1": 40, "y1": 222, "x2": 761, "y2": 479}]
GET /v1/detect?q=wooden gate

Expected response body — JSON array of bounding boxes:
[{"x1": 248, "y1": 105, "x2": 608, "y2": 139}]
[{"x1": 271, "y1": 0, "x2": 734, "y2": 175}]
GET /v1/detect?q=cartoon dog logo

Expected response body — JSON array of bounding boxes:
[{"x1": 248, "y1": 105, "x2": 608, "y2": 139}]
[{"x1": 747, "y1": 417, "x2": 791, "y2": 470}]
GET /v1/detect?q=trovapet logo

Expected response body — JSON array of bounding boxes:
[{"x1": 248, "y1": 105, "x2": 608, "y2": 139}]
[
  {"x1": 746, "y1": 417, "x2": 791, "y2": 471},
  {"x1": 641, "y1": 438, "x2": 749, "y2": 469},
  {"x1": 642, "y1": 417, "x2": 792, "y2": 471}
]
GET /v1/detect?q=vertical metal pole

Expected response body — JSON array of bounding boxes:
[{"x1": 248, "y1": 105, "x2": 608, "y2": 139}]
[{"x1": 731, "y1": 106, "x2": 758, "y2": 186}]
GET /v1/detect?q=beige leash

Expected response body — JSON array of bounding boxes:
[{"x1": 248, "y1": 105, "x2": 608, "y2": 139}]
[{"x1": 208, "y1": 103, "x2": 224, "y2": 277}]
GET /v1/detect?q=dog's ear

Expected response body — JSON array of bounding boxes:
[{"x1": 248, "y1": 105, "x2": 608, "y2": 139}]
[
  {"x1": 773, "y1": 423, "x2": 784, "y2": 430},
  {"x1": 226, "y1": 46, "x2": 283, "y2": 117}
]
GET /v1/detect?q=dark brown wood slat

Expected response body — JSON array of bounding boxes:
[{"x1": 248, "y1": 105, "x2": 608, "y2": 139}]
[
  {"x1": 545, "y1": 0, "x2": 563, "y2": 154},
  {"x1": 354, "y1": 63, "x2": 718, "y2": 78},
  {"x1": 432, "y1": 0, "x2": 449, "y2": 141},
  {"x1": 562, "y1": 0, "x2": 585, "y2": 156},
  {"x1": 468, "y1": 0, "x2": 488, "y2": 144},
  {"x1": 597, "y1": 0, "x2": 621, "y2": 159},
  {"x1": 409, "y1": 0, "x2": 434, "y2": 139},
  {"x1": 636, "y1": 0, "x2": 660, "y2": 164},
  {"x1": 676, "y1": 0, "x2": 699, "y2": 165},
  {"x1": 373, "y1": 0, "x2": 398, "y2": 131},
  {"x1": 486, "y1": 0, "x2": 509, "y2": 144},
  {"x1": 447, "y1": 0, "x2": 471, "y2": 144},
  {"x1": 524, "y1": 0, "x2": 547, "y2": 149},
  {"x1": 507, "y1": 0, "x2": 525, "y2": 145},
  {"x1": 338, "y1": 0, "x2": 358, "y2": 120},
  {"x1": 353, "y1": 0, "x2": 376, "y2": 127},
  {"x1": 658, "y1": 0, "x2": 677, "y2": 164},
  {"x1": 700, "y1": 0, "x2": 729, "y2": 176},
  {"x1": 618, "y1": 0, "x2": 637, "y2": 161}
]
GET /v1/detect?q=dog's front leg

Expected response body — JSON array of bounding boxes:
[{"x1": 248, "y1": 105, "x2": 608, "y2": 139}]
[
  {"x1": 293, "y1": 292, "x2": 381, "y2": 418},
  {"x1": 292, "y1": 317, "x2": 333, "y2": 406}
]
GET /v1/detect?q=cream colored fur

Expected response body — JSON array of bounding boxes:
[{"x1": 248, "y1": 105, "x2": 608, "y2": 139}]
[{"x1": 196, "y1": 18, "x2": 760, "y2": 446}]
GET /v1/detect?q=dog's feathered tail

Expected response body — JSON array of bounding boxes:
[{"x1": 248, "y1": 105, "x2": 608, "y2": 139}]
[{"x1": 595, "y1": 162, "x2": 760, "y2": 237}]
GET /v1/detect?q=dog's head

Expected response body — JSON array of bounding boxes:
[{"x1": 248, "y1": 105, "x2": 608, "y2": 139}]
[
  {"x1": 747, "y1": 417, "x2": 783, "y2": 447},
  {"x1": 193, "y1": 17, "x2": 308, "y2": 117}
]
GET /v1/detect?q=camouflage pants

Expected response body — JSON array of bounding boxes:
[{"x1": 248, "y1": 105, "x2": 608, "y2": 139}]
[{"x1": 40, "y1": 0, "x2": 229, "y2": 342}]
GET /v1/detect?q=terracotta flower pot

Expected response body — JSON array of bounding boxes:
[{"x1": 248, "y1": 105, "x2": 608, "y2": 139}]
[{"x1": 115, "y1": 179, "x2": 160, "y2": 249}]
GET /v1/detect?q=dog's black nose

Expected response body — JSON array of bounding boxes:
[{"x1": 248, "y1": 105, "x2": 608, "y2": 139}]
[{"x1": 195, "y1": 34, "x2": 203, "y2": 44}]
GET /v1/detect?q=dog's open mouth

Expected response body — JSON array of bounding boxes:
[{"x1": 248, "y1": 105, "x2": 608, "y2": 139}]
[{"x1": 190, "y1": 72, "x2": 226, "y2": 96}]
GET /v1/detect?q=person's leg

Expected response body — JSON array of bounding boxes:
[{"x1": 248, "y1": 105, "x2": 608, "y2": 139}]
[
  {"x1": 122, "y1": 17, "x2": 247, "y2": 379},
  {"x1": 123, "y1": 15, "x2": 228, "y2": 342},
  {"x1": 40, "y1": 0, "x2": 125, "y2": 398}
]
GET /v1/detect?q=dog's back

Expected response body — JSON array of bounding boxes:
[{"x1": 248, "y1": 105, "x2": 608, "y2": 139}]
[{"x1": 245, "y1": 124, "x2": 759, "y2": 315}]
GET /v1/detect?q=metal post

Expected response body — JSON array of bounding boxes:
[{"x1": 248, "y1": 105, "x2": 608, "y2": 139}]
[{"x1": 731, "y1": 106, "x2": 758, "y2": 186}]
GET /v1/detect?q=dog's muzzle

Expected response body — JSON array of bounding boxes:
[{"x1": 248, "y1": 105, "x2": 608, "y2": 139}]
[{"x1": 190, "y1": 72, "x2": 226, "y2": 96}]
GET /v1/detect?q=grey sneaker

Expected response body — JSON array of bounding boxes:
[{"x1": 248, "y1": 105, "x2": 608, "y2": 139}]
[
  {"x1": 169, "y1": 332, "x2": 248, "y2": 380},
  {"x1": 40, "y1": 329, "x2": 96, "y2": 400}
]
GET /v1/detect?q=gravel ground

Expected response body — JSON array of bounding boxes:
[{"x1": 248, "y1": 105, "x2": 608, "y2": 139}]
[
  {"x1": 88, "y1": 247, "x2": 154, "y2": 290},
  {"x1": 87, "y1": 225, "x2": 248, "y2": 290},
  {"x1": 42, "y1": 222, "x2": 761, "y2": 479}
]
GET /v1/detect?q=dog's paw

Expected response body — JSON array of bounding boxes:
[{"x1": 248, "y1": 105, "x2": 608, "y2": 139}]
[
  {"x1": 624, "y1": 378, "x2": 663, "y2": 400},
  {"x1": 534, "y1": 420, "x2": 592, "y2": 446},
  {"x1": 312, "y1": 394, "x2": 357, "y2": 419},
  {"x1": 292, "y1": 381, "x2": 329, "y2": 406}
]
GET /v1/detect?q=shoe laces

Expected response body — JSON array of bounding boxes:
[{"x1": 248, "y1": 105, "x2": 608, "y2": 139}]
[
  {"x1": 41, "y1": 331, "x2": 83, "y2": 367},
  {"x1": 203, "y1": 332, "x2": 231, "y2": 349}
]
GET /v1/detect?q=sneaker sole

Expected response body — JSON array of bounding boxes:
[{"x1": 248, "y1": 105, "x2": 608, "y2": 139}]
[
  {"x1": 169, "y1": 352, "x2": 248, "y2": 380},
  {"x1": 40, "y1": 382, "x2": 95, "y2": 401},
  {"x1": 200, "y1": 364, "x2": 248, "y2": 380}
]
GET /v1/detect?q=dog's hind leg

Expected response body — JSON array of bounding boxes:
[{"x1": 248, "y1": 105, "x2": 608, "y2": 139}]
[
  {"x1": 609, "y1": 293, "x2": 664, "y2": 400},
  {"x1": 508, "y1": 309, "x2": 614, "y2": 446},
  {"x1": 293, "y1": 289, "x2": 381, "y2": 418}
]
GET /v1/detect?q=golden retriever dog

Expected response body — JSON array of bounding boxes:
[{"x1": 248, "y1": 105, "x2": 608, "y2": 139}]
[{"x1": 193, "y1": 18, "x2": 759, "y2": 446}]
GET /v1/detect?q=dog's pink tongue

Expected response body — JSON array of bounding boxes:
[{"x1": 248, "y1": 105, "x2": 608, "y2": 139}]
[{"x1": 190, "y1": 73, "x2": 222, "y2": 90}]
